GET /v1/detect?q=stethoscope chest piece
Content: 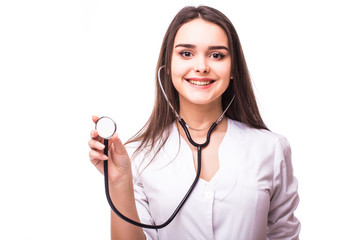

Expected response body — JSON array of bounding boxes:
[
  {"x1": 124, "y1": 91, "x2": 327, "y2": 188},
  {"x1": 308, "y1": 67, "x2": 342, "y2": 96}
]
[{"x1": 95, "y1": 116, "x2": 117, "y2": 139}]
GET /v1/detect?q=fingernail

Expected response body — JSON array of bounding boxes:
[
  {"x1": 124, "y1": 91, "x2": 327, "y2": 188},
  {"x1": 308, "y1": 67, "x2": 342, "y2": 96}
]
[{"x1": 102, "y1": 155, "x2": 108, "y2": 160}]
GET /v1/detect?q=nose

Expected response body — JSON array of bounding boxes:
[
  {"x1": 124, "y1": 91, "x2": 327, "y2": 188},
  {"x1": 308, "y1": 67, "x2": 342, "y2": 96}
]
[{"x1": 194, "y1": 57, "x2": 209, "y2": 73}]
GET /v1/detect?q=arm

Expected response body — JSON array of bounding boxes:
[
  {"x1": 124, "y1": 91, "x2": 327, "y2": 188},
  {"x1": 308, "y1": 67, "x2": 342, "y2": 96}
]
[
  {"x1": 267, "y1": 137, "x2": 301, "y2": 240},
  {"x1": 109, "y1": 173, "x2": 146, "y2": 240},
  {"x1": 89, "y1": 116, "x2": 145, "y2": 240},
  {"x1": 107, "y1": 142, "x2": 158, "y2": 239}
]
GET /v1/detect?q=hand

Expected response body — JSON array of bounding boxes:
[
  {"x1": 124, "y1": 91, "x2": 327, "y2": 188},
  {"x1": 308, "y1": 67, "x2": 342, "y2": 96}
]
[{"x1": 89, "y1": 116, "x2": 132, "y2": 185}]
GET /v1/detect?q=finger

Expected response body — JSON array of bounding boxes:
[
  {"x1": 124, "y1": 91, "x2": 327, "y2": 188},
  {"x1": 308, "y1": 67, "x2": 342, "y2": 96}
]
[
  {"x1": 90, "y1": 129, "x2": 103, "y2": 143},
  {"x1": 88, "y1": 139, "x2": 105, "y2": 151},
  {"x1": 89, "y1": 149, "x2": 108, "y2": 161},
  {"x1": 92, "y1": 115, "x2": 100, "y2": 124},
  {"x1": 90, "y1": 157, "x2": 104, "y2": 175},
  {"x1": 90, "y1": 129, "x2": 98, "y2": 138}
]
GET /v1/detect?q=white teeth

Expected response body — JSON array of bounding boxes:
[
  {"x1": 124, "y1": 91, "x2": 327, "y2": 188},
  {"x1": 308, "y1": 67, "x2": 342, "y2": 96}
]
[{"x1": 188, "y1": 80, "x2": 212, "y2": 86}]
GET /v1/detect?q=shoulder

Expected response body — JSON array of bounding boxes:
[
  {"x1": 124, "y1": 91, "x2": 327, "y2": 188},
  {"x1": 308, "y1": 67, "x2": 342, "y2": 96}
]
[
  {"x1": 228, "y1": 118, "x2": 291, "y2": 152},
  {"x1": 229, "y1": 120, "x2": 292, "y2": 176},
  {"x1": 124, "y1": 141, "x2": 142, "y2": 158}
]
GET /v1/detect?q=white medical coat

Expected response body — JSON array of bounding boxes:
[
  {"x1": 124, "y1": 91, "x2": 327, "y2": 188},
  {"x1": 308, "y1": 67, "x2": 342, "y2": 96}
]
[{"x1": 129, "y1": 118, "x2": 300, "y2": 240}]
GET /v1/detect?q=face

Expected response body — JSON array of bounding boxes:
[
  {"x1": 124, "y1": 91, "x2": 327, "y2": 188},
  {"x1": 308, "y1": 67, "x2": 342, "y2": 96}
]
[{"x1": 171, "y1": 18, "x2": 231, "y2": 108}]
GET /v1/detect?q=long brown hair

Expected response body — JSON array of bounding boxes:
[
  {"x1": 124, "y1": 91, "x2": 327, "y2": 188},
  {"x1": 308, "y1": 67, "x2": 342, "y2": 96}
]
[{"x1": 126, "y1": 6, "x2": 268, "y2": 157}]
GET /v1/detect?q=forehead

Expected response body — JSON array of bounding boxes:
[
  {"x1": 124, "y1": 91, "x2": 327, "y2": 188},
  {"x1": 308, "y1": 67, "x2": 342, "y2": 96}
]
[{"x1": 174, "y1": 19, "x2": 228, "y2": 47}]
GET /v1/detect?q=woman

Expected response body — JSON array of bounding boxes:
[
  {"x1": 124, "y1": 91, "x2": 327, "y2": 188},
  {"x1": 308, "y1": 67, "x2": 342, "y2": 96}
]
[{"x1": 89, "y1": 6, "x2": 300, "y2": 240}]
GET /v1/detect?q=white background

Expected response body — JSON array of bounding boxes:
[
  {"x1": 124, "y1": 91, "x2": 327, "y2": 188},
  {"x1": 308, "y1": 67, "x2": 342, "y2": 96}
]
[{"x1": 1, "y1": 0, "x2": 359, "y2": 239}]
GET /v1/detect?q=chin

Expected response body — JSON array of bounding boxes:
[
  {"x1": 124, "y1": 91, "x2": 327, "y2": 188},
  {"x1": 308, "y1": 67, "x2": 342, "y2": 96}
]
[{"x1": 183, "y1": 95, "x2": 221, "y2": 106}]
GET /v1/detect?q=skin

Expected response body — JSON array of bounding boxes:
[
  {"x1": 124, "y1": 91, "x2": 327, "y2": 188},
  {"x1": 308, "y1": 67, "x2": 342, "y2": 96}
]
[{"x1": 89, "y1": 18, "x2": 232, "y2": 239}]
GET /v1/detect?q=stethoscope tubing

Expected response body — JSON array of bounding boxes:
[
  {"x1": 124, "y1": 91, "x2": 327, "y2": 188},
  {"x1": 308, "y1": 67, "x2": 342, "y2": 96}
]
[
  {"x1": 103, "y1": 119, "x2": 217, "y2": 229},
  {"x1": 101, "y1": 65, "x2": 232, "y2": 229}
]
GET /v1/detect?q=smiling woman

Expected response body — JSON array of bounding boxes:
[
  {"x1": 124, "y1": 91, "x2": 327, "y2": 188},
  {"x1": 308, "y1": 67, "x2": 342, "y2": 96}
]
[
  {"x1": 88, "y1": 5, "x2": 300, "y2": 240},
  {"x1": 171, "y1": 19, "x2": 231, "y2": 108}
]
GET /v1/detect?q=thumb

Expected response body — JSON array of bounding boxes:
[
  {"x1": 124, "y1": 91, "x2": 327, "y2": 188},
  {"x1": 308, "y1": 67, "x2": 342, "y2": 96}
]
[{"x1": 109, "y1": 133, "x2": 128, "y2": 156}]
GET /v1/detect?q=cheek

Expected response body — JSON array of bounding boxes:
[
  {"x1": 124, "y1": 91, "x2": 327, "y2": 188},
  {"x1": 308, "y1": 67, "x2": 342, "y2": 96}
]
[
  {"x1": 221, "y1": 79, "x2": 231, "y2": 93},
  {"x1": 170, "y1": 56, "x2": 181, "y2": 80},
  {"x1": 215, "y1": 62, "x2": 232, "y2": 80},
  {"x1": 171, "y1": 60, "x2": 192, "y2": 81}
]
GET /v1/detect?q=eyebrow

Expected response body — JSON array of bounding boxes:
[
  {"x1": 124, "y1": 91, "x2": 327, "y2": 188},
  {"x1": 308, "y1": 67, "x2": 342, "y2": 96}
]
[{"x1": 175, "y1": 43, "x2": 229, "y2": 51}]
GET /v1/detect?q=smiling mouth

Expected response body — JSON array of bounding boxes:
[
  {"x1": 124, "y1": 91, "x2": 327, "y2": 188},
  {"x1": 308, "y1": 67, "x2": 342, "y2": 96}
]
[{"x1": 185, "y1": 79, "x2": 215, "y2": 86}]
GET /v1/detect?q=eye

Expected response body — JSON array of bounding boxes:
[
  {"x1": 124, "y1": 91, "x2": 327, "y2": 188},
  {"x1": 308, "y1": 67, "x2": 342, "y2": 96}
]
[
  {"x1": 210, "y1": 52, "x2": 225, "y2": 60},
  {"x1": 179, "y1": 51, "x2": 193, "y2": 58}
]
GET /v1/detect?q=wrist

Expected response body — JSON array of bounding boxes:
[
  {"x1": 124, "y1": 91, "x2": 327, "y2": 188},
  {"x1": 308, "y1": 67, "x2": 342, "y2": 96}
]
[
  {"x1": 108, "y1": 174, "x2": 137, "y2": 214},
  {"x1": 110, "y1": 170, "x2": 134, "y2": 193}
]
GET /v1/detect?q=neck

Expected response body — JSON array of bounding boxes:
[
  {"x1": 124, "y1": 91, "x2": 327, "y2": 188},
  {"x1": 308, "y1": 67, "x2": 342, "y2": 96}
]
[
  {"x1": 179, "y1": 99, "x2": 223, "y2": 130},
  {"x1": 176, "y1": 97, "x2": 228, "y2": 144}
]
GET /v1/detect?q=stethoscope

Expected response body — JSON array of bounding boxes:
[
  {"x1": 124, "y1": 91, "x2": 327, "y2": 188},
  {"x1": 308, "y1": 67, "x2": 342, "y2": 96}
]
[{"x1": 95, "y1": 66, "x2": 235, "y2": 229}]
